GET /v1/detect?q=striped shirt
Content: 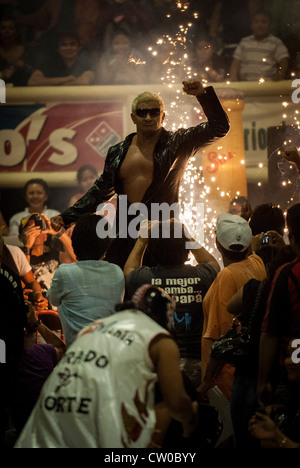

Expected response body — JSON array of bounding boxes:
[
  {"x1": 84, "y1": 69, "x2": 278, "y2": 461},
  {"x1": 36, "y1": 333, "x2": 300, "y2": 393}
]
[{"x1": 233, "y1": 34, "x2": 289, "y2": 81}]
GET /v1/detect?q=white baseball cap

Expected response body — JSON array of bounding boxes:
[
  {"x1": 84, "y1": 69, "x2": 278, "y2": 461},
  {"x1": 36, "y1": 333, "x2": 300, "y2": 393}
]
[{"x1": 216, "y1": 213, "x2": 252, "y2": 252}]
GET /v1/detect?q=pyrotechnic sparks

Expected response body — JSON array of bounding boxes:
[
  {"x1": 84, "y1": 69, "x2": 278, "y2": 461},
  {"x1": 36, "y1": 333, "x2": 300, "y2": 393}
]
[{"x1": 128, "y1": 1, "x2": 300, "y2": 259}]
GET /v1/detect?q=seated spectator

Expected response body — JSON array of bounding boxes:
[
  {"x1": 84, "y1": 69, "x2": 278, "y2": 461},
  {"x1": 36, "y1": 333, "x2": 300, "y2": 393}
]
[
  {"x1": 124, "y1": 218, "x2": 220, "y2": 388},
  {"x1": 257, "y1": 202, "x2": 300, "y2": 406},
  {"x1": 208, "y1": 0, "x2": 260, "y2": 74},
  {"x1": 0, "y1": 16, "x2": 34, "y2": 86},
  {"x1": 9, "y1": 178, "x2": 60, "y2": 237},
  {"x1": 189, "y1": 35, "x2": 226, "y2": 83},
  {"x1": 15, "y1": 284, "x2": 198, "y2": 448},
  {"x1": 198, "y1": 213, "x2": 267, "y2": 401},
  {"x1": 249, "y1": 202, "x2": 287, "y2": 273},
  {"x1": 47, "y1": 214, "x2": 125, "y2": 348},
  {"x1": 28, "y1": 30, "x2": 95, "y2": 87},
  {"x1": 18, "y1": 212, "x2": 77, "y2": 303},
  {"x1": 96, "y1": 30, "x2": 146, "y2": 85},
  {"x1": 17, "y1": 0, "x2": 100, "y2": 55},
  {"x1": 249, "y1": 338, "x2": 300, "y2": 448},
  {"x1": 95, "y1": 0, "x2": 155, "y2": 53},
  {"x1": 69, "y1": 165, "x2": 98, "y2": 207},
  {"x1": 229, "y1": 9, "x2": 289, "y2": 82}
]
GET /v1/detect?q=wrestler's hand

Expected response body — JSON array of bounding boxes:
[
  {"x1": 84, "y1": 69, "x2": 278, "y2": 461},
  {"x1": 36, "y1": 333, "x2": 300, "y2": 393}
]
[
  {"x1": 50, "y1": 215, "x2": 65, "y2": 232},
  {"x1": 182, "y1": 80, "x2": 205, "y2": 96},
  {"x1": 282, "y1": 146, "x2": 300, "y2": 171}
]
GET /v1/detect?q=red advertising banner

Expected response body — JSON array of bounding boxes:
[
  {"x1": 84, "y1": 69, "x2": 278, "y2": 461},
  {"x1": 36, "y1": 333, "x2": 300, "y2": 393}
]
[{"x1": 0, "y1": 101, "x2": 124, "y2": 174}]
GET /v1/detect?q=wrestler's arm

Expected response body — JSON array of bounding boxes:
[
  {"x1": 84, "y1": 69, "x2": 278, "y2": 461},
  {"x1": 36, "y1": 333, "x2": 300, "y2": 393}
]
[{"x1": 174, "y1": 83, "x2": 230, "y2": 158}]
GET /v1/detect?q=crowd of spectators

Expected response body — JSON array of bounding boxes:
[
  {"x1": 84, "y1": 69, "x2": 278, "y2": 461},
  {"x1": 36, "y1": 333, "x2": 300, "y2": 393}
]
[
  {"x1": 0, "y1": 146, "x2": 299, "y2": 448},
  {"x1": 0, "y1": 0, "x2": 299, "y2": 87}
]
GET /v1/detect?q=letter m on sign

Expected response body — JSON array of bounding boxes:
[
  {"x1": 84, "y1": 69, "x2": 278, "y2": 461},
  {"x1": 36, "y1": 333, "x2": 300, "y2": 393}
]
[
  {"x1": 0, "y1": 80, "x2": 6, "y2": 103},
  {"x1": 0, "y1": 339, "x2": 6, "y2": 363}
]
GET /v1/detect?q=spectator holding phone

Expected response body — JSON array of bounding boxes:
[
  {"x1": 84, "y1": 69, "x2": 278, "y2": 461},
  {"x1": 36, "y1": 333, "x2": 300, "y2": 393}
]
[
  {"x1": 8, "y1": 178, "x2": 60, "y2": 237},
  {"x1": 249, "y1": 203, "x2": 287, "y2": 274},
  {"x1": 18, "y1": 212, "x2": 76, "y2": 303}
]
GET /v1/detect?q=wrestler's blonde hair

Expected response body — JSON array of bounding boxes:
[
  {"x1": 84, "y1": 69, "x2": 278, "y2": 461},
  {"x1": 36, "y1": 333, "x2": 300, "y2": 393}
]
[{"x1": 131, "y1": 92, "x2": 165, "y2": 113}]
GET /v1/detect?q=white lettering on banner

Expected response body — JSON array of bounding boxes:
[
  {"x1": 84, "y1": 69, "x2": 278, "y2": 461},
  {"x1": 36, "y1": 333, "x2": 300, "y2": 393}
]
[
  {"x1": 26, "y1": 113, "x2": 48, "y2": 144},
  {"x1": 0, "y1": 129, "x2": 26, "y2": 166},
  {"x1": 291, "y1": 339, "x2": 300, "y2": 364},
  {"x1": 0, "y1": 115, "x2": 78, "y2": 167},
  {"x1": 0, "y1": 79, "x2": 6, "y2": 103},
  {"x1": 292, "y1": 79, "x2": 300, "y2": 104},
  {"x1": 48, "y1": 128, "x2": 78, "y2": 165},
  {"x1": 0, "y1": 339, "x2": 6, "y2": 364}
]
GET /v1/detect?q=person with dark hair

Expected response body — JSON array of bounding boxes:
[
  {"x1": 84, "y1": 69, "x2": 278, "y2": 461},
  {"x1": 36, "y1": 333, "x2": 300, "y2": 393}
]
[
  {"x1": 229, "y1": 196, "x2": 253, "y2": 221},
  {"x1": 0, "y1": 230, "x2": 65, "y2": 447},
  {"x1": 96, "y1": 30, "x2": 147, "y2": 85},
  {"x1": 226, "y1": 245, "x2": 296, "y2": 448},
  {"x1": 8, "y1": 178, "x2": 60, "y2": 237},
  {"x1": 124, "y1": 218, "x2": 220, "y2": 388},
  {"x1": 0, "y1": 230, "x2": 27, "y2": 447},
  {"x1": 51, "y1": 79, "x2": 230, "y2": 269},
  {"x1": 0, "y1": 15, "x2": 34, "y2": 86},
  {"x1": 69, "y1": 165, "x2": 98, "y2": 207},
  {"x1": 47, "y1": 214, "x2": 125, "y2": 348},
  {"x1": 229, "y1": 8, "x2": 289, "y2": 81},
  {"x1": 1, "y1": 230, "x2": 48, "y2": 310},
  {"x1": 15, "y1": 284, "x2": 198, "y2": 448},
  {"x1": 249, "y1": 202, "x2": 287, "y2": 273},
  {"x1": 17, "y1": 0, "x2": 100, "y2": 52},
  {"x1": 199, "y1": 213, "x2": 267, "y2": 401},
  {"x1": 189, "y1": 34, "x2": 226, "y2": 83},
  {"x1": 18, "y1": 212, "x2": 77, "y2": 303},
  {"x1": 258, "y1": 202, "x2": 300, "y2": 406},
  {"x1": 249, "y1": 202, "x2": 286, "y2": 236},
  {"x1": 28, "y1": 30, "x2": 95, "y2": 86}
]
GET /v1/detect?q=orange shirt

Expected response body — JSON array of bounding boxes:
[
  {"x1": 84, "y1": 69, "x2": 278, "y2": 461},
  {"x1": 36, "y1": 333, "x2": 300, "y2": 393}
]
[{"x1": 202, "y1": 254, "x2": 266, "y2": 399}]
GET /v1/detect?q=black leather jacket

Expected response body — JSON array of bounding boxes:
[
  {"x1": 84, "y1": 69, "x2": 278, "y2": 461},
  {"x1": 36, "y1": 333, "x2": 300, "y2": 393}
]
[{"x1": 62, "y1": 86, "x2": 230, "y2": 226}]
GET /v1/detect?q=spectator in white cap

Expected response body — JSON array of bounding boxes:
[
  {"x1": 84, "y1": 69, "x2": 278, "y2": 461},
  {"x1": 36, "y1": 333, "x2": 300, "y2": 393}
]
[{"x1": 198, "y1": 213, "x2": 267, "y2": 402}]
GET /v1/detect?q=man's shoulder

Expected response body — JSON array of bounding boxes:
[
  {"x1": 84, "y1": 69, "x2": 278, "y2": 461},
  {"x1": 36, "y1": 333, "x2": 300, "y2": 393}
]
[{"x1": 274, "y1": 258, "x2": 300, "y2": 283}]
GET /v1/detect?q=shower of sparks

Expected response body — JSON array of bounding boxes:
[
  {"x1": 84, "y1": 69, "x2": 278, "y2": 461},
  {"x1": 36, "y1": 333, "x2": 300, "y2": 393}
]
[
  {"x1": 128, "y1": 2, "x2": 300, "y2": 260},
  {"x1": 128, "y1": 56, "x2": 146, "y2": 65}
]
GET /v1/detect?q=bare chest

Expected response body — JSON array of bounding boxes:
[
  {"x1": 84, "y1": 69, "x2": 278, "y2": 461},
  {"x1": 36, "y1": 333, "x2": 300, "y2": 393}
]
[{"x1": 118, "y1": 141, "x2": 155, "y2": 203}]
